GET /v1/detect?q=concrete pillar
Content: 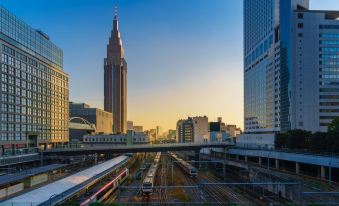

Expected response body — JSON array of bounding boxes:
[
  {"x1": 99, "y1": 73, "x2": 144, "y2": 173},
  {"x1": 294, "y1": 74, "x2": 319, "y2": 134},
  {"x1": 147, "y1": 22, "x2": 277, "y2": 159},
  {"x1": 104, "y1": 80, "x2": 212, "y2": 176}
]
[
  {"x1": 275, "y1": 159, "x2": 279, "y2": 169},
  {"x1": 94, "y1": 153, "x2": 98, "y2": 164},
  {"x1": 259, "y1": 157, "x2": 262, "y2": 166},
  {"x1": 194, "y1": 149, "x2": 200, "y2": 168},
  {"x1": 245, "y1": 156, "x2": 248, "y2": 162},
  {"x1": 321, "y1": 166, "x2": 326, "y2": 179},
  {"x1": 296, "y1": 162, "x2": 300, "y2": 174}
]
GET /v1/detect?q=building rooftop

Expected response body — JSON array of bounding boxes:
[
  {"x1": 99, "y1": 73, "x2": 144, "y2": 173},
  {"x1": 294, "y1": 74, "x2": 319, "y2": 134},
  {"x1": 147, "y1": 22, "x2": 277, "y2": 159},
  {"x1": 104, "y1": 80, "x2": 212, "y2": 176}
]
[
  {"x1": 0, "y1": 164, "x2": 66, "y2": 186},
  {"x1": 0, "y1": 7, "x2": 63, "y2": 68}
]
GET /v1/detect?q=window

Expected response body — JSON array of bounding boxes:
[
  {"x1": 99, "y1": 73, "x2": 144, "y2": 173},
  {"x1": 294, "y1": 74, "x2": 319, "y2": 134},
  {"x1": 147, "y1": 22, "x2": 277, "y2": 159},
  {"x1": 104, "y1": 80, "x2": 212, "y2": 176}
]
[
  {"x1": 298, "y1": 23, "x2": 304, "y2": 29},
  {"x1": 298, "y1": 13, "x2": 304, "y2": 19},
  {"x1": 1, "y1": 104, "x2": 7, "y2": 112},
  {"x1": 1, "y1": 83, "x2": 7, "y2": 92},
  {"x1": 320, "y1": 25, "x2": 339, "y2": 29},
  {"x1": 1, "y1": 54, "x2": 8, "y2": 63}
]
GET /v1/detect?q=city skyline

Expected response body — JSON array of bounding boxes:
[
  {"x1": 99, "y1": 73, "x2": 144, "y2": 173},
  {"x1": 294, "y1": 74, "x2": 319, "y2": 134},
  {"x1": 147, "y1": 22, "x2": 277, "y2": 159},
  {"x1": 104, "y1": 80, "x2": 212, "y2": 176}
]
[{"x1": 3, "y1": 0, "x2": 339, "y2": 131}]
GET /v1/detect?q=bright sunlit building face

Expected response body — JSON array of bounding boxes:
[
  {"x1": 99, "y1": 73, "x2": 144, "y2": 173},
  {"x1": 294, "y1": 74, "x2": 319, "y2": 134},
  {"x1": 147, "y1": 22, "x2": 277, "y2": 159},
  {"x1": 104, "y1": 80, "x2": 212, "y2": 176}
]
[{"x1": 0, "y1": 7, "x2": 69, "y2": 154}]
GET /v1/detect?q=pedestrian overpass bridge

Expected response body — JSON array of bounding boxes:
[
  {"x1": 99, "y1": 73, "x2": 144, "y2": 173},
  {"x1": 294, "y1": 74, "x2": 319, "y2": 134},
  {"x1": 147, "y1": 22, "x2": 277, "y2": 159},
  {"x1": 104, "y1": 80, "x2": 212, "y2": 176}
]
[{"x1": 42, "y1": 142, "x2": 234, "y2": 156}]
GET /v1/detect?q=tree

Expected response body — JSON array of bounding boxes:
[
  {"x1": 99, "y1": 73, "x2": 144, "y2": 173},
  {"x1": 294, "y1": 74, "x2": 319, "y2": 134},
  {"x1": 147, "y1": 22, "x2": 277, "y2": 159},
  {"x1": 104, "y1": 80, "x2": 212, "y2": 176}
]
[
  {"x1": 275, "y1": 132, "x2": 288, "y2": 149},
  {"x1": 285, "y1": 130, "x2": 311, "y2": 150},
  {"x1": 309, "y1": 132, "x2": 327, "y2": 152},
  {"x1": 328, "y1": 116, "x2": 339, "y2": 133}
]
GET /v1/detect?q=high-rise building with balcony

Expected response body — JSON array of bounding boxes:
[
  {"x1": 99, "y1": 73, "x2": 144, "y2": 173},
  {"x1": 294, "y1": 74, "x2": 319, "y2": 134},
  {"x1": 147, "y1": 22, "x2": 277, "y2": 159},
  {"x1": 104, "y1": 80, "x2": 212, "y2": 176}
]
[
  {"x1": 244, "y1": 0, "x2": 339, "y2": 133},
  {"x1": 0, "y1": 7, "x2": 69, "y2": 155}
]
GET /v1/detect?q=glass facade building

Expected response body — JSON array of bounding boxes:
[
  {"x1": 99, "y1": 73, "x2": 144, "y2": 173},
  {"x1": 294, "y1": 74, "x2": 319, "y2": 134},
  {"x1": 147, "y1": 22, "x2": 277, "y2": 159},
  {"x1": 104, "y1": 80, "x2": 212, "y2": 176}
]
[
  {"x1": 0, "y1": 7, "x2": 69, "y2": 155},
  {"x1": 244, "y1": 0, "x2": 339, "y2": 133}
]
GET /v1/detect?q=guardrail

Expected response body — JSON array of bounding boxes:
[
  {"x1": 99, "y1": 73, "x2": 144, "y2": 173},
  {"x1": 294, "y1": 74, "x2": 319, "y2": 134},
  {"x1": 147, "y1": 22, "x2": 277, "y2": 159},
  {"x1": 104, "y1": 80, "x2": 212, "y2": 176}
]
[
  {"x1": 233, "y1": 147, "x2": 339, "y2": 158},
  {"x1": 0, "y1": 153, "x2": 40, "y2": 167},
  {"x1": 0, "y1": 147, "x2": 40, "y2": 157},
  {"x1": 47, "y1": 142, "x2": 234, "y2": 151}
]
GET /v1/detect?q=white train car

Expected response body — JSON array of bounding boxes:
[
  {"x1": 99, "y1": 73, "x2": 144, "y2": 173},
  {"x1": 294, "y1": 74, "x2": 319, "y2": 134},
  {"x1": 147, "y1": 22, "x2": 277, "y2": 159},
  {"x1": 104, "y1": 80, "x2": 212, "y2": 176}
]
[
  {"x1": 2, "y1": 156, "x2": 129, "y2": 206},
  {"x1": 80, "y1": 168, "x2": 129, "y2": 206},
  {"x1": 142, "y1": 152, "x2": 161, "y2": 195},
  {"x1": 169, "y1": 152, "x2": 197, "y2": 177}
]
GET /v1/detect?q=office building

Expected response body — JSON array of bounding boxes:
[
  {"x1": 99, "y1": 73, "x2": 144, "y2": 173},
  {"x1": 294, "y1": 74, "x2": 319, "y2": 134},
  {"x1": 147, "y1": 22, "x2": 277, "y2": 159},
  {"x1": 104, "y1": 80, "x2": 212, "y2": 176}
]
[
  {"x1": 292, "y1": 10, "x2": 339, "y2": 132},
  {"x1": 104, "y1": 6, "x2": 127, "y2": 134},
  {"x1": 176, "y1": 118, "x2": 194, "y2": 143},
  {"x1": 69, "y1": 102, "x2": 113, "y2": 142},
  {"x1": 244, "y1": 0, "x2": 339, "y2": 133},
  {"x1": 209, "y1": 117, "x2": 227, "y2": 132},
  {"x1": 127, "y1": 121, "x2": 133, "y2": 131},
  {"x1": 226, "y1": 125, "x2": 242, "y2": 137},
  {"x1": 0, "y1": 7, "x2": 69, "y2": 154},
  {"x1": 209, "y1": 117, "x2": 231, "y2": 143},
  {"x1": 176, "y1": 116, "x2": 209, "y2": 143},
  {"x1": 192, "y1": 116, "x2": 209, "y2": 143}
]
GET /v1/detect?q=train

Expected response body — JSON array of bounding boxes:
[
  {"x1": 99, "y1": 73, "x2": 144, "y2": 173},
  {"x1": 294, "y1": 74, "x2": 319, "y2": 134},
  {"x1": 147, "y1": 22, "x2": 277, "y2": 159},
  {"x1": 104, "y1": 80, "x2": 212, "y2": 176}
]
[
  {"x1": 169, "y1": 152, "x2": 197, "y2": 177},
  {"x1": 142, "y1": 152, "x2": 161, "y2": 195},
  {"x1": 80, "y1": 168, "x2": 129, "y2": 206}
]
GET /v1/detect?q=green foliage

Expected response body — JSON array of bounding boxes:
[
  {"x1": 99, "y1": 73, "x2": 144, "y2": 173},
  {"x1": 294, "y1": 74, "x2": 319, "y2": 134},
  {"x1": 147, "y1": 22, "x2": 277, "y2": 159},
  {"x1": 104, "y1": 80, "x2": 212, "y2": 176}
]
[
  {"x1": 275, "y1": 118, "x2": 339, "y2": 153},
  {"x1": 275, "y1": 130, "x2": 311, "y2": 150},
  {"x1": 286, "y1": 130, "x2": 311, "y2": 149},
  {"x1": 275, "y1": 133, "x2": 288, "y2": 149},
  {"x1": 328, "y1": 116, "x2": 339, "y2": 133}
]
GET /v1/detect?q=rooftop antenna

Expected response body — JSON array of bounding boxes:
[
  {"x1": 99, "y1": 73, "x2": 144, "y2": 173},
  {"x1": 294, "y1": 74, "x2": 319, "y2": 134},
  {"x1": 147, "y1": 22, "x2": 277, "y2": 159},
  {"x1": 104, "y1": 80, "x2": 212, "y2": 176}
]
[{"x1": 114, "y1": 1, "x2": 118, "y2": 20}]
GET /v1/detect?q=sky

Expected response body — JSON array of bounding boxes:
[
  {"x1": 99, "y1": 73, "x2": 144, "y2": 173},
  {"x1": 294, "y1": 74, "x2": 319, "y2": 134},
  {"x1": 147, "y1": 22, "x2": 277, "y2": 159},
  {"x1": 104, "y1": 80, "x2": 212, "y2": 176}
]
[{"x1": 1, "y1": 0, "x2": 339, "y2": 131}]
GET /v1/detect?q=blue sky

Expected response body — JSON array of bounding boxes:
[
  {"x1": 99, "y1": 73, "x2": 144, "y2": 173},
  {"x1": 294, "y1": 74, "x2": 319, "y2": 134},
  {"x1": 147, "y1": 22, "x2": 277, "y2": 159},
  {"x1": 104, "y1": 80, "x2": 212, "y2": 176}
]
[{"x1": 1, "y1": 0, "x2": 339, "y2": 130}]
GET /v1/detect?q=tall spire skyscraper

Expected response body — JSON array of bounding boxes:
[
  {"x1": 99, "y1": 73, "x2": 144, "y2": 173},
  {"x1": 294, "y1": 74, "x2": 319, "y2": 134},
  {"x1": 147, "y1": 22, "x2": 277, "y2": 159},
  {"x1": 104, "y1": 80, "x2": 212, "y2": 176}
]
[{"x1": 104, "y1": 5, "x2": 127, "y2": 134}]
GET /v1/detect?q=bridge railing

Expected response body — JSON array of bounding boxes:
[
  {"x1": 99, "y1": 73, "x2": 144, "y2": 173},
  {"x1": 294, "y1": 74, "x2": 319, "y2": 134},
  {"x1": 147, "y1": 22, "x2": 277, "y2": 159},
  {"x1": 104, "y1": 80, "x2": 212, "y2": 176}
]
[{"x1": 47, "y1": 142, "x2": 234, "y2": 151}]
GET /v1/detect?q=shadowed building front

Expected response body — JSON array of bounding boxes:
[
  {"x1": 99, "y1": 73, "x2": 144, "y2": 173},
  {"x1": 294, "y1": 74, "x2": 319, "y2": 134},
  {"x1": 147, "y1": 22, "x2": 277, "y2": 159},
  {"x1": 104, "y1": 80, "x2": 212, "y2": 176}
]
[{"x1": 104, "y1": 7, "x2": 127, "y2": 134}]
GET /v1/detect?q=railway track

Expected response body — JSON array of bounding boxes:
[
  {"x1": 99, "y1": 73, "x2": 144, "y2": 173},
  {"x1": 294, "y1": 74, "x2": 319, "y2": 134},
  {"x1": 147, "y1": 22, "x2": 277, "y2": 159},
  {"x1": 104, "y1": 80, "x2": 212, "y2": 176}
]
[
  {"x1": 172, "y1": 158, "x2": 225, "y2": 204},
  {"x1": 158, "y1": 154, "x2": 169, "y2": 205},
  {"x1": 179, "y1": 167, "x2": 201, "y2": 203},
  {"x1": 199, "y1": 172, "x2": 255, "y2": 206}
]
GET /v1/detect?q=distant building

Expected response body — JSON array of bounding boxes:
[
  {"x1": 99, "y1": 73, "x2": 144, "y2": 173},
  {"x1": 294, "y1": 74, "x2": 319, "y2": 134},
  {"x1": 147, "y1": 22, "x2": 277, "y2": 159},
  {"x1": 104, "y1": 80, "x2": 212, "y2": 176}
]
[
  {"x1": 149, "y1": 129, "x2": 157, "y2": 142},
  {"x1": 192, "y1": 116, "x2": 209, "y2": 143},
  {"x1": 167, "y1": 129, "x2": 176, "y2": 139},
  {"x1": 176, "y1": 118, "x2": 194, "y2": 143},
  {"x1": 69, "y1": 102, "x2": 113, "y2": 142},
  {"x1": 156, "y1": 126, "x2": 163, "y2": 138},
  {"x1": 209, "y1": 117, "x2": 227, "y2": 132},
  {"x1": 133, "y1": 126, "x2": 143, "y2": 132},
  {"x1": 83, "y1": 131, "x2": 149, "y2": 145},
  {"x1": 176, "y1": 116, "x2": 209, "y2": 143},
  {"x1": 127, "y1": 121, "x2": 134, "y2": 131},
  {"x1": 0, "y1": 7, "x2": 69, "y2": 154},
  {"x1": 209, "y1": 117, "x2": 231, "y2": 143},
  {"x1": 226, "y1": 125, "x2": 242, "y2": 138}
]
